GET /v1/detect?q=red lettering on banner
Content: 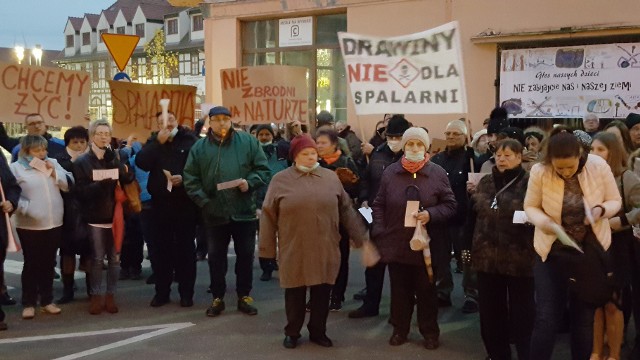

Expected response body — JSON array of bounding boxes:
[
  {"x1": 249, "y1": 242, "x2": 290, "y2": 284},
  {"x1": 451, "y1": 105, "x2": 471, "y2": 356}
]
[
  {"x1": 222, "y1": 68, "x2": 249, "y2": 90},
  {"x1": 348, "y1": 63, "x2": 388, "y2": 82}
]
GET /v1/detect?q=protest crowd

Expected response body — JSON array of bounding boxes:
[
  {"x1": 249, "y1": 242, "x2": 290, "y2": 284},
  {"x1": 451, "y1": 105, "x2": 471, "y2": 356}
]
[{"x1": 1, "y1": 105, "x2": 640, "y2": 360}]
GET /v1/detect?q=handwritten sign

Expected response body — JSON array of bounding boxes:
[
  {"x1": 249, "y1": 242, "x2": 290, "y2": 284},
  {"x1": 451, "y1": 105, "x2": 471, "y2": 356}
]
[
  {"x1": 500, "y1": 43, "x2": 640, "y2": 118},
  {"x1": 0, "y1": 62, "x2": 90, "y2": 126},
  {"x1": 338, "y1": 21, "x2": 467, "y2": 115},
  {"x1": 109, "y1": 81, "x2": 197, "y2": 138},
  {"x1": 220, "y1": 66, "x2": 309, "y2": 124},
  {"x1": 92, "y1": 168, "x2": 119, "y2": 181}
]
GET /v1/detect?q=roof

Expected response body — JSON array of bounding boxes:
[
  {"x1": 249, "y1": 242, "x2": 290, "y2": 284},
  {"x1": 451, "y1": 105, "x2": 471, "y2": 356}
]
[
  {"x1": 84, "y1": 13, "x2": 101, "y2": 28},
  {"x1": 106, "y1": 0, "x2": 173, "y2": 11},
  {"x1": 138, "y1": 4, "x2": 178, "y2": 21},
  {"x1": 119, "y1": 7, "x2": 137, "y2": 22},
  {"x1": 0, "y1": 47, "x2": 62, "y2": 67},
  {"x1": 67, "y1": 17, "x2": 84, "y2": 31},
  {"x1": 102, "y1": 9, "x2": 119, "y2": 24}
]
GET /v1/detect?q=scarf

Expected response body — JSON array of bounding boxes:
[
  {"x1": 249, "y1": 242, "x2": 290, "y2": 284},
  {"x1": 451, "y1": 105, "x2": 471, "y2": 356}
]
[
  {"x1": 401, "y1": 154, "x2": 430, "y2": 174},
  {"x1": 67, "y1": 147, "x2": 86, "y2": 162},
  {"x1": 92, "y1": 142, "x2": 106, "y2": 160},
  {"x1": 321, "y1": 149, "x2": 342, "y2": 165}
]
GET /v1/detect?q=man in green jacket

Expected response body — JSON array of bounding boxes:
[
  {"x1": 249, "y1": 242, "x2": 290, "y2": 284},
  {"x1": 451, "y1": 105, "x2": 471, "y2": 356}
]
[{"x1": 183, "y1": 106, "x2": 271, "y2": 317}]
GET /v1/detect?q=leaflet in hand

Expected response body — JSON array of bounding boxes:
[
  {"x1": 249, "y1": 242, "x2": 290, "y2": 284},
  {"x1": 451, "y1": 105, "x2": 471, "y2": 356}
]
[
  {"x1": 217, "y1": 178, "x2": 243, "y2": 191},
  {"x1": 29, "y1": 157, "x2": 52, "y2": 177},
  {"x1": 551, "y1": 223, "x2": 584, "y2": 253},
  {"x1": 163, "y1": 169, "x2": 173, "y2": 192},
  {"x1": 358, "y1": 207, "x2": 373, "y2": 224},
  {"x1": 92, "y1": 168, "x2": 119, "y2": 181},
  {"x1": 467, "y1": 172, "x2": 489, "y2": 186}
]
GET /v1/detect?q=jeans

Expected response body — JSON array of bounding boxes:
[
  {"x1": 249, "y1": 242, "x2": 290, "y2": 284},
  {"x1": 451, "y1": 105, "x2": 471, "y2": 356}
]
[
  {"x1": 529, "y1": 255, "x2": 597, "y2": 360},
  {"x1": 284, "y1": 284, "x2": 331, "y2": 338},
  {"x1": 18, "y1": 227, "x2": 61, "y2": 306},
  {"x1": 206, "y1": 220, "x2": 257, "y2": 299},
  {"x1": 89, "y1": 226, "x2": 120, "y2": 295},
  {"x1": 477, "y1": 271, "x2": 534, "y2": 360}
]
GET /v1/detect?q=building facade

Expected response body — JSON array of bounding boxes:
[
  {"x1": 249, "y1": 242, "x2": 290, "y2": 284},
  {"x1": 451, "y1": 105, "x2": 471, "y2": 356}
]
[
  {"x1": 57, "y1": 0, "x2": 206, "y2": 121},
  {"x1": 202, "y1": 0, "x2": 640, "y2": 138}
]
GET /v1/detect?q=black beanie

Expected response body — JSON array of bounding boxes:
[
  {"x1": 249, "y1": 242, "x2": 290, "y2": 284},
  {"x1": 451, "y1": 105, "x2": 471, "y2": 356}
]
[
  {"x1": 487, "y1": 107, "x2": 510, "y2": 135},
  {"x1": 385, "y1": 115, "x2": 410, "y2": 136},
  {"x1": 256, "y1": 124, "x2": 275, "y2": 137},
  {"x1": 626, "y1": 113, "x2": 640, "y2": 130}
]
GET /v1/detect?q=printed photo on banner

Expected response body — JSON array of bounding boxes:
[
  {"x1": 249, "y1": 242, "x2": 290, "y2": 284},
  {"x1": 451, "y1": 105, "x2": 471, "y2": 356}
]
[
  {"x1": 0, "y1": 62, "x2": 90, "y2": 126},
  {"x1": 109, "y1": 81, "x2": 197, "y2": 138},
  {"x1": 499, "y1": 42, "x2": 640, "y2": 118},
  {"x1": 220, "y1": 65, "x2": 309, "y2": 124},
  {"x1": 338, "y1": 21, "x2": 467, "y2": 115}
]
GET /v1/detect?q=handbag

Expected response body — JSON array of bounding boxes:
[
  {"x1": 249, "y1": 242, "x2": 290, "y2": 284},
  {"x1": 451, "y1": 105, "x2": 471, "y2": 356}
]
[{"x1": 121, "y1": 180, "x2": 142, "y2": 214}]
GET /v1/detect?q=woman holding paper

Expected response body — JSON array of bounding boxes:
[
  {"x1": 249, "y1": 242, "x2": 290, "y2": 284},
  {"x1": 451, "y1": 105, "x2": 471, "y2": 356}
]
[
  {"x1": 524, "y1": 131, "x2": 622, "y2": 360},
  {"x1": 466, "y1": 139, "x2": 535, "y2": 360},
  {"x1": 315, "y1": 128, "x2": 360, "y2": 311},
  {"x1": 73, "y1": 119, "x2": 134, "y2": 315},
  {"x1": 590, "y1": 132, "x2": 640, "y2": 360},
  {"x1": 9, "y1": 135, "x2": 71, "y2": 319},
  {"x1": 259, "y1": 134, "x2": 369, "y2": 349},
  {"x1": 371, "y1": 127, "x2": 456, "y2": 350}
]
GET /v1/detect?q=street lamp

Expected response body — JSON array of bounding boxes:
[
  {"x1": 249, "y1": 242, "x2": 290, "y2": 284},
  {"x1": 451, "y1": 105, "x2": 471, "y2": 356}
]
[
  {"x1": 14, "y1": 46, "x2": 24, "y2": 64},
  {"x1": 32, "y1": 44, "x2": 42, "y2": 66}
]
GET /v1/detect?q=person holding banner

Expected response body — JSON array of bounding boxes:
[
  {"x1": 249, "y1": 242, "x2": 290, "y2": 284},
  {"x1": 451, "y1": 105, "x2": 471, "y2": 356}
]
[
  {"x1": 0, "y1": 154, "x2": 20, "y2": 329},
  {"x1": 349, "y1": 114, "x2": 409, "y2": 318},
  {"x1": 73, "y1": 119, "x2": 134, "y2": 315},
  {"x1": 371, "y1": 127, "x2": 456, "y2": 350},
  {"x1": 0, "y1": 113, "x2": 65, "y2": 163},
  {"x1": 465, "y1": 139, "x2": 535, "y2": 360},
  {"x1": 135, "y1": 111, "x2": 199, "y2": 308},
  {"x1": 183, "y1": 106, "x2": 270, "y2": 318},
  {"x1": 10, "y1": 135, "x2": 71, "y2": 319},
  {"x1": 258, "y1": 134, "x2": 369, "y2": 349},
  {"x1": 524, "y1": 131, "x2": 622, "y2": 360}
]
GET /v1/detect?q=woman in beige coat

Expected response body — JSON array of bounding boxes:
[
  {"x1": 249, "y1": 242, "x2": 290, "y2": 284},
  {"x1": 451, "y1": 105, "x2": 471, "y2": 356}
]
[{"x1": 259, "y1": 134, "x2": 368, "y2": 349}]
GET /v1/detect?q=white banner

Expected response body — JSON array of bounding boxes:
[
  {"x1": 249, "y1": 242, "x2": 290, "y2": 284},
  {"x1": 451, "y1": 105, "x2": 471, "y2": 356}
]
[
  {"x1": 500, "y1": 43, "x2": 640, "y2": 118},
  {"x1": 338, "y1": 22, "x2": 467, "y2": 115}
]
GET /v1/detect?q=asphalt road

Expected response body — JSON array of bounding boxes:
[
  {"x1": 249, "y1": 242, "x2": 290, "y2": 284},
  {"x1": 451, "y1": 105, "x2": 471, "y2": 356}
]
[{"x1": 0, "y1": 246, "x2": 632, "y2": 359}]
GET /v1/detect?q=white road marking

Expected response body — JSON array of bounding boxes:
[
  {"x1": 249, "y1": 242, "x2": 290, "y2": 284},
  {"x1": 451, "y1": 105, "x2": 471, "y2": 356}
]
[{"x1": 0, "y1": 322, "x2": 195, "y2": 359}]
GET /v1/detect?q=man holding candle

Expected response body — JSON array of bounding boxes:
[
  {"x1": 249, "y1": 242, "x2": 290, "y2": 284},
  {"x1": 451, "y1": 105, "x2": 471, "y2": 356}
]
[{"x1": 135, "y1": 111, "x2": 199, "y2": 307}]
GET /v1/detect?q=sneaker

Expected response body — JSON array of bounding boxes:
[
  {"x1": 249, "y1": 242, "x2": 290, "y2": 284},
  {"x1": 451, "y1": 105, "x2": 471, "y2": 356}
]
[
  {"x1": 41, "y1": 303, "x2": 62, "y2": 315},
  {"x1": 150, "y1": 295, "x2": 170, "y2": 307},
  {"x1": 22, "y1": 307, "x2": 35, "y2": 319},
  {"x1": 206, "y1": 298, "x2": 225, "y2": 317},
  {"x1": 237, "y1": 296, "x2": 258, "y2": 315},
  {"x1": 329, "y1": 299, "x2": 342, "y2": 312},
  {"x1": 259, "y1": 271, "x2": 272, "y2": 281},
  {"x1": 0, "y1": 292, "x2": 16, "y2": 306}
]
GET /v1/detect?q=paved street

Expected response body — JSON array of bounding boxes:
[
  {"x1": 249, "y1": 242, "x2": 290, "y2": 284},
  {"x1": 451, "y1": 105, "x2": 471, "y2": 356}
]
[{"x1": 0, "y1": 246, "x2": 624, "y2": 359}]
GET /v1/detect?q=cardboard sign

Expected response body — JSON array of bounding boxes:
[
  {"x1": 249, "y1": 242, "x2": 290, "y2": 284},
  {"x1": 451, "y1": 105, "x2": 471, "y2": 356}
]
[
  {"x1": 109, "y1": 81, "x2": 197, "y2": 139},
  {"x1": 220, "y1": 66, "x2": 309, "y2": 124},
  {"x1": 0, "y1": 62, "x2": 90, "y2": 126},
  {"x1": 338, "y1": 21, "x2": 467, "y2": 115}
]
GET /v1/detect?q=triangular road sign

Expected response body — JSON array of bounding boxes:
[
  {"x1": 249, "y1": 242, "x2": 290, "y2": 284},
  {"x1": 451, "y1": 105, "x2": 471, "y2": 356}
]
[{"x1": 102, "y1": 33, "x2": 140, "y2": 72}]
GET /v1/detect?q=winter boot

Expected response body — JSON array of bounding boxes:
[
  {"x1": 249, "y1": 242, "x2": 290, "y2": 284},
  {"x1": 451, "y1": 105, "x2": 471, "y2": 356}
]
[
  {"x1": 105, "y1": 294, "x2": 119, "y2": 314},
  {"x1": 56, "y1": 274, "x2": 75, "y2": 304},
  {"x1": 89, "y1": 295, "x2": 103, "y2": 315}
]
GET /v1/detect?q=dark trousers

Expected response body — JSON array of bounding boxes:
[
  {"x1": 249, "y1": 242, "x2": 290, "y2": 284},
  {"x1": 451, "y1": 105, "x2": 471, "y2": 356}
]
[
  {"x1": 206, "y1": 220, "x2": 257, "y2": 299},
  {"x1": 433, "y1": 226, "x2": 457, "y2": 300},
  {"x1": 195, "y1": 225, "x2": 207, "y2": 258},
  {"x1": 0, "y1": 242, "x2": 5, "y2": 319},
  {"x1": 477, "y1": 271, "x2": 535, "y2": 360},
  {"x1": 331, "y1": 227, "x2": 350, "y2": 302},
  {"x1": 529, "y1": 255, "x2": 596, "y2": 360},
  {"x1": 284, "y1": 284, "x2": 331, "y2": 338},
  {"x1": 388, "y1": 262, "x2": 439, "y2": 339},
  {"x1": 121, "y1": 213, "x2": 144, "y2": 272},
  {"x1": 18, "y1": 227, "x2": 61, "y2": 307},
  {"x1": 361, "y1": 262, "x2": 387, "y2": 313},
  {"x1": 151, "y1": 205, "x2": 197, "y2": 300}
]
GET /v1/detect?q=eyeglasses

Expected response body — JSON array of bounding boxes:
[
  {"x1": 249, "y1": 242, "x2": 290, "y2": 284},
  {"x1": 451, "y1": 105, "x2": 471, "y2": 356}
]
[
  {"x1": 94, "y1": 132, "x2": 111, "y2": 137},
  {"x1": 209, "y1": 117, "x2": 231, "y2": 124},
  {"x1": 26, "y1": 121, "x2": 44, "y2": 127},
  {"x1": 444, "y1": 132, "x2": 464, "y2": 137}
]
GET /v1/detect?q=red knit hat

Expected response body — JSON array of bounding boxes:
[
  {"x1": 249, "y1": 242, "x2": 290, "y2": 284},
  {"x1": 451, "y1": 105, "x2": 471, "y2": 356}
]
[{"x1": 289, "y1": 134, "x2": 317, "y2": 161}]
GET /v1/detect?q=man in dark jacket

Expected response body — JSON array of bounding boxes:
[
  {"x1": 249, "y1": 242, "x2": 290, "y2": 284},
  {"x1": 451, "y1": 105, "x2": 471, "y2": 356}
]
[
  {"x1": 430, "y1": 119, "x2": 479, "y2": 313},
  {"x1": 136, "y1": 111, "x2": 199, "y2": 308},
  {"x1": 0, "y1": 154, "x2": 21, "y2": 329},
  {"x1": 348, "y1": 115, "x2": 409, "y2": 318},
  {"x1": 0, "y1": 113, "x2": 66, "y2": 162},
  {"x1": 184, "y1": 106, "x2": 270, "y2": 317}
]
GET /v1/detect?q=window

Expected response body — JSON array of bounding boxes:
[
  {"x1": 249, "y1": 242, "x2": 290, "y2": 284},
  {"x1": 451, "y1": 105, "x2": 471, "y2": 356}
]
[
  {"x1": 98, "y1": 29, "x2": 107, "y2": 43},
  {"x1": 135, "y1": 24, "x2": 145, "y2": 37},
  {"x1": 241, "y1": 14, "x2": 347, "y2": 121},
  {"x1": 167, "y1": 19, "x2": 178, "y2": 35},
  {"x1": 82, "y1": 32, "x2": 90, "y2": 46},
  {"x1": 191, "y1": 52, "x2": 200, "y2": 75},
  {"x1": 66, "y1": 35, "x2": 74, "y2": 48},
  {"x1": 192, "y1": 15, "x2": 203, "y2": 32},
  {"x1": 116, "y1": 26, "x2": 125, "y2": 34}
]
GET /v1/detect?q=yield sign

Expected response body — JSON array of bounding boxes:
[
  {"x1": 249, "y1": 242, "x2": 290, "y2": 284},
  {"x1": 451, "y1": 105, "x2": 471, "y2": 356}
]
[{"x1": 102, "y1": 33, "x2": 140, "y2": 72}]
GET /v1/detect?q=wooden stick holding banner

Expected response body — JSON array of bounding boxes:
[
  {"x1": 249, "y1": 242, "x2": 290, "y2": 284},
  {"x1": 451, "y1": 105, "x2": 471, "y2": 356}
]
[
  {"x1": 0, "y1": 182, "x2": 19, "y2": 252},
  {"x1": 466, "y1": 117, "x2": 474, "y2": 173},
  {"x1": 355, "y1": 115, "x2": 370, "y2": 163}
]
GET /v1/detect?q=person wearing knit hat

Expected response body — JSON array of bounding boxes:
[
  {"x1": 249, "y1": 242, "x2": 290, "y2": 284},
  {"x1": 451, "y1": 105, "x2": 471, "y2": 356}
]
[
  {"x1": 259, "y1": 133, "x2": 369, "y2": 349},
  {"x1": 183, "y1": 106, "x2": 271, "y2": 318},
  {"x1": 487, "y1": 107, "x2": 510, "y2": 135},
  {"x1": 348, "y1": 115, "x2": 410, "y2": 319},
  {"x1": 626, "y1": 112, "x2": 640, "y2": 149},
  {"x1": 371, "y1": 126, "x2": 456, "y2": 350},
  {"x1": 471, "y1": 129, "x2": 489, "y2": 157}
]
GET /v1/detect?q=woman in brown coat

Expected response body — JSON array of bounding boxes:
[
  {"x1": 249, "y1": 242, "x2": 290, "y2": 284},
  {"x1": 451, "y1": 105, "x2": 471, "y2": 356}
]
[{"x1": 259, "y1": 134, "x2": 368, "y2": 350}]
